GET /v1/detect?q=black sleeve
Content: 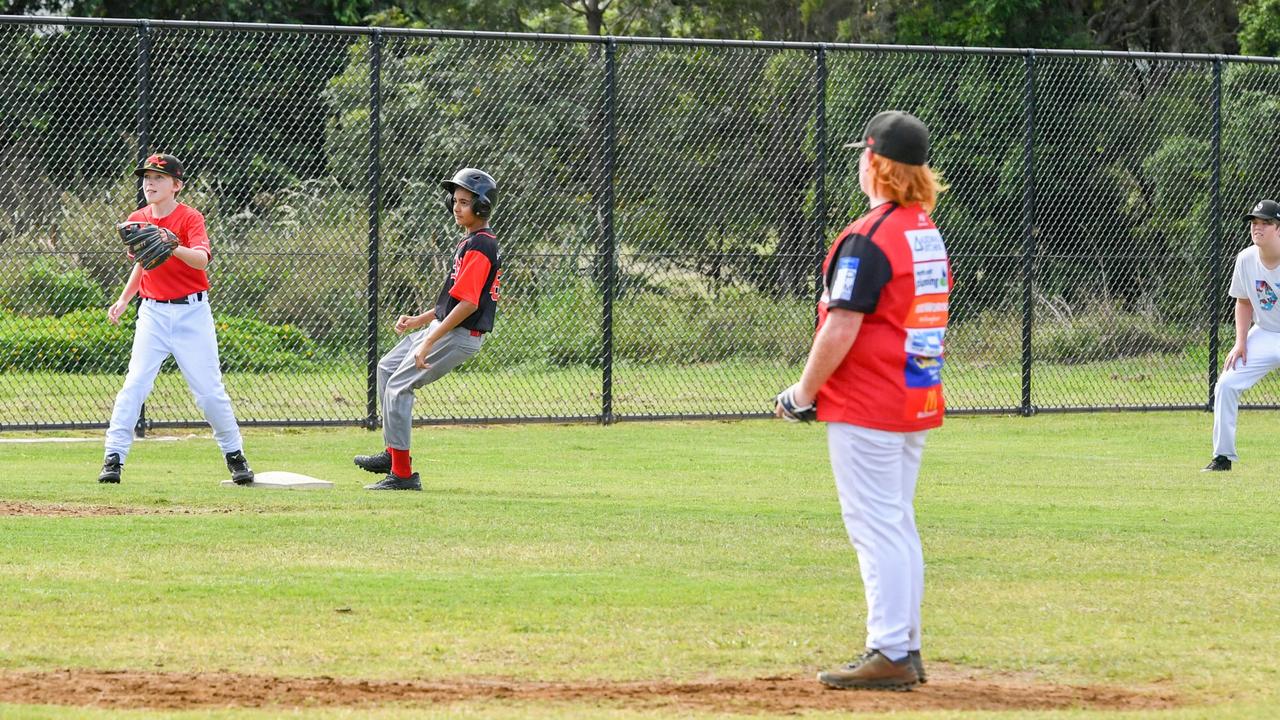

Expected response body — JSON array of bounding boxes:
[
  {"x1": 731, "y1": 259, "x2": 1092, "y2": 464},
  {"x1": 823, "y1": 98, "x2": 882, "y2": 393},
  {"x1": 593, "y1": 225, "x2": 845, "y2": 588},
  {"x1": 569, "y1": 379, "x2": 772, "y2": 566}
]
[{"x1": 824, "y1": 233, "x2": 893, "y2": 313}]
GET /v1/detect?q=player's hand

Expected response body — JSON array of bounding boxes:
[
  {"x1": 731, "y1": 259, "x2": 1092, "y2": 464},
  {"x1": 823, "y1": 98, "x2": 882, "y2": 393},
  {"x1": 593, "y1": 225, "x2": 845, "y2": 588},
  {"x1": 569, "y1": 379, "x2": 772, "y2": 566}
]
[
  {"x1": 1225, "y1": 343, "x2": 1247, "y2": 371},
  {"x1": 107, "y1": 300, "x2": 128, "y2": 325},
  {"x1": 394, "y1": 315, "x2": 418, "y2": 334},
  {"x1": 774, "y1": 383, "x2": 816, "y2": 421},
  {"x1": 413, "y1": 339, "x2": 433, "y2": 370}
]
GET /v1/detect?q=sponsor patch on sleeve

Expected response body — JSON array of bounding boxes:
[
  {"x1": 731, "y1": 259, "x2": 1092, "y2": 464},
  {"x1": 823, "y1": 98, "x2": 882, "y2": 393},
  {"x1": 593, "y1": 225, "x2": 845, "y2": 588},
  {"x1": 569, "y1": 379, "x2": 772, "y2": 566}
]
[{"x1": 832, "y1": 257, "x2": 859, "y2": 302}]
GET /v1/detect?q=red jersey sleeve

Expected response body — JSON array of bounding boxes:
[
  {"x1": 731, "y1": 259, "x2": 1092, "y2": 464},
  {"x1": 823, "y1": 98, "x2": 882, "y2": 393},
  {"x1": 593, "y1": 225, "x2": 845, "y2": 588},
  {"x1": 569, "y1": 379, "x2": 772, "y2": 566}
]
[
  {"x1": 185, "y1": 209, "x2": 211, "y2": 259},
  {"x1": 449, "y1": 249, "x2": 493, "y2": 306}
]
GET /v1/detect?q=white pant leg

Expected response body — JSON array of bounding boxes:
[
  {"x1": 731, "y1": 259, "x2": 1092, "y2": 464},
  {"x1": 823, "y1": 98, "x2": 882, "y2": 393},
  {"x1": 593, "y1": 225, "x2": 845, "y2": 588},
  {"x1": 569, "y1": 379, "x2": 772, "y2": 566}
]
[
  {"x1": 1213, "y1": 327, "x2": 1280, "y2": 460},
  {"x1": 899, "y1": 431, "x2": 928, "y2": 652},
  {"x1": 104, "y1": 302, "x2": 171, "y2": 461},
  {"x1": 170, "y1": 301, "x2": 243, "y2": 455},
  {"x1": 827, "y1": 423, "x2": 928, "y2": 657}
]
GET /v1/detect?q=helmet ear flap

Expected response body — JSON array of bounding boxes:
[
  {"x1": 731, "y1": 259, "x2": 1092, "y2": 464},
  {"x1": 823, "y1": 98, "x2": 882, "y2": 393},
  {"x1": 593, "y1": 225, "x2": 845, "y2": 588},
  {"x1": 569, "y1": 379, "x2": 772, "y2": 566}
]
[
  {"x1": 473, "y1": 195, "x2": 491, "y2": 219},
  {"x1": 443, "y1": 193, "x2": 455, "y2": 214}
]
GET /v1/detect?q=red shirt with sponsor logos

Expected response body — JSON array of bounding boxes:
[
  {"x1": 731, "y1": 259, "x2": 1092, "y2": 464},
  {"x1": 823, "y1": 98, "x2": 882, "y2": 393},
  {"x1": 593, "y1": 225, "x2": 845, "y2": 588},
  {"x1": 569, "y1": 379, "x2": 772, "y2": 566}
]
[
  {"x1": 126, "y1": 203, "x2": 211, "y2": 301},
  {"x1": 434, "y1": 228, "x2": 501, "y2": 333},
  {"x1": 816, "y1": 201, "x2": 950, "y2": 432}
]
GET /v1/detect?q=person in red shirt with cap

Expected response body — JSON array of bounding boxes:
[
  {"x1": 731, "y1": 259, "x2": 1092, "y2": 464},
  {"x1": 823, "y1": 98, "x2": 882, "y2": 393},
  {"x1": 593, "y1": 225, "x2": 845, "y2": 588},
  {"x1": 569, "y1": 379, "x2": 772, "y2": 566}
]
[
  {"x1": 98, "y1": 153, "x2": 254, "y2": 486},
  {"x1": 353, "y1": 168, "x2": 502, "y2": 491},
  {"x1": 775, "y1": 111, "x2": 950, "y2": 691}
]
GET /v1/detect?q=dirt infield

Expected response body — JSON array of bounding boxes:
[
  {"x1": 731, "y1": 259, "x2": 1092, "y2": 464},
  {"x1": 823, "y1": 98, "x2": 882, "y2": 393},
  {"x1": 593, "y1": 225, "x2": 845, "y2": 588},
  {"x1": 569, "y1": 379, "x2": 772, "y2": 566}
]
[
  {"x1": 0, "y1": 667, "x2": 1181, "y2": 714},
  {"x1": 0, "y1": 501, "x2": 234, "y2": 517}
]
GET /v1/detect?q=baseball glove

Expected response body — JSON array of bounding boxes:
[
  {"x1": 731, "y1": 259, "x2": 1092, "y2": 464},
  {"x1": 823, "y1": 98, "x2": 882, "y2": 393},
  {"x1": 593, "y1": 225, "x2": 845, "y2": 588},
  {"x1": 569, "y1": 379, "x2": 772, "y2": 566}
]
[
  {"x1": 775, "y1": 386, "x2": 817, "y2": 423},
  {"x1": 118, "y1": 221, "x2": 179, "y2": 270}
]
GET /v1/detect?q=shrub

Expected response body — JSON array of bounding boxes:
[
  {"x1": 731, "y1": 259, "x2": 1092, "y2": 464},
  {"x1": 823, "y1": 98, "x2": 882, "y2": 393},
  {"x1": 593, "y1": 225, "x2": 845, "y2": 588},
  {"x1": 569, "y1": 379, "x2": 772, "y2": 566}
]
[
  {"x1": 0, "y1": 307, "x2": 321, "y2": 374},
  {"x1": 0, "y1": 258, "x2": 105, "y2": 317}
]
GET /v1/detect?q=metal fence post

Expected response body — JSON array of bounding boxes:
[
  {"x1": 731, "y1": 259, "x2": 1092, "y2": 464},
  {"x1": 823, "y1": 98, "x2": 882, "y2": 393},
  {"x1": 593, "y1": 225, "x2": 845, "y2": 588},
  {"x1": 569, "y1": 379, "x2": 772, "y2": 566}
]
[
  {"x1": 365, "y1": 29, "x2": 383, "y2": 430},
  {"x1": 1207, "y1": 58, "x2": 1223, "y2": 410},
  {"x1": 600, "y1": 37, "x2": 618, "y2": 425},
  {"x1": 813, "y1": 45, "x2": 828, "y2": 313},
  {"x1": 134, "y1": 21, "x2": 151, "y2": 439},
  {"x1": 1020, "y1": 49, "x2": 1037, "y2": 417}
]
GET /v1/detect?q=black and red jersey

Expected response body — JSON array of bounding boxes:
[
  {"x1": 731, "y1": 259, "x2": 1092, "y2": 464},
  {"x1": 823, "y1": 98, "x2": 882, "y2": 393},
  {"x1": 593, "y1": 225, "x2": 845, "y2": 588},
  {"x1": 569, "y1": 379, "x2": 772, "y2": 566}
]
[
  {"x1": 435, "y1": 228, "x2": 501, "y2": 333},
  {"x1": 816, "y1": 202, "x2": 951, "y2": 432}
]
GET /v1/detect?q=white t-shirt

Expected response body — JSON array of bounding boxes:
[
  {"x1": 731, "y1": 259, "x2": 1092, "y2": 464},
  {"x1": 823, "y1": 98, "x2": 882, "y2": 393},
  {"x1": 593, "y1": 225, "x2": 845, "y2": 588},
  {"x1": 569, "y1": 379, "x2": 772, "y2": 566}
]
[{"x1": 1229, "y1": 245, "x2": 1280, "y2": 332}]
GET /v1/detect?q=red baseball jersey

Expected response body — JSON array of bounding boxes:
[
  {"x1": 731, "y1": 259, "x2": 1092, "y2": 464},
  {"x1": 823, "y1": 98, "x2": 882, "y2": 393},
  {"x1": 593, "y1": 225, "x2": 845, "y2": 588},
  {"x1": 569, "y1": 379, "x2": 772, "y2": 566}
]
[
  {"x1": 816, "y1": 201, "x2": 951, "y2": 432},
  {"x1": 434, "y1": 228, "x2": 501, "y2": 333},
  {"x1": 127, "y1": 203, "x2": 211, "y2": 301}
]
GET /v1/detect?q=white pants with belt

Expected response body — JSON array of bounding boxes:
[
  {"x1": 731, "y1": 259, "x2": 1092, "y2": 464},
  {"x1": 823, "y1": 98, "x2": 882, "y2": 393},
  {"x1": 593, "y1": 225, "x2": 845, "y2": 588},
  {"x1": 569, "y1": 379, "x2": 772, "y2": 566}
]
[
  {"x1": 1213, "y1": 325, "x2": 1280, "y2": 460},
  {"x1": 827, "y1": 422, "x2": 929, "y2": 657},
  {"x1": 104, "y1": 295, "x2": 243, "y2": 460}
]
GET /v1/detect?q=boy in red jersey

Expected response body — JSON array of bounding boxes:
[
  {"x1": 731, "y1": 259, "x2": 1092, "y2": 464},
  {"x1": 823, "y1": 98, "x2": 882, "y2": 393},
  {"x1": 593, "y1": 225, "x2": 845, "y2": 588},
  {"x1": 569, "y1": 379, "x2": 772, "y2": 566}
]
[
  {"x1": 776, "y1": 111, "x2": 949, "y2": 691},
  {"x1": 353, "y1": 168, "x2": 501, "y2": 491},
  {"x1": 98, "y1": 154, "x2": 254, "y2": 486}
]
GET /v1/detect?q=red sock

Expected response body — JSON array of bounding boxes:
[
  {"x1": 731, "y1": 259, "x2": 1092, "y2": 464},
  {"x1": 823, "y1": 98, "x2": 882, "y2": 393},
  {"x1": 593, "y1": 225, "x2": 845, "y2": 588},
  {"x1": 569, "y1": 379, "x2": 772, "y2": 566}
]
[{"x1": 389, "y1": 447, "x2": 412, "y2": 477}]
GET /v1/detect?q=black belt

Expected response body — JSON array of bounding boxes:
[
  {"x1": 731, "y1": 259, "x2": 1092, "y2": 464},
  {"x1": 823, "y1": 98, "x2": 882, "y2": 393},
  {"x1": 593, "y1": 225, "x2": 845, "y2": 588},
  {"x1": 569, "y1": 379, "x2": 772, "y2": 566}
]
[{"x1": 149, "y1": 292, "x2": 205, "y2": 305}]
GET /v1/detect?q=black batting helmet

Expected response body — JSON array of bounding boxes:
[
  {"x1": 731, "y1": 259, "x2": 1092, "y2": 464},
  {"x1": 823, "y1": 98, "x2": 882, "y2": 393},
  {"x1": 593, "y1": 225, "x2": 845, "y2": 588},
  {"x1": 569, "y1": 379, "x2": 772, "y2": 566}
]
[{"x1": 442, "y1": 167, "x2": 498, "y2": 218}]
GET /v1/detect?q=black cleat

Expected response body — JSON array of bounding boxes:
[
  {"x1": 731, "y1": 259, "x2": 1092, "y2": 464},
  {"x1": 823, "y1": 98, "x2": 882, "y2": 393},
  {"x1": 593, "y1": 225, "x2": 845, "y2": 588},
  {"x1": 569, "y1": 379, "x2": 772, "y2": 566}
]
[
  {"x1": 364, "y1": 472, "x2": 421, "y2": 491},
  {"x1": 225, "y1": 450, "x2": 255, "y2": 485},
  {"x1": 1202, "y1": 455, "x2": 1232, "y2": 472},
  {"x1": 908, "y1": 650, "x2": 926, "y2": 684},
  {"x1": 98, "y1": 453, "x2": 122, "y2": 484},
  {"x1": 353, "y1": 451, "x2": 392, "y2": 475}
]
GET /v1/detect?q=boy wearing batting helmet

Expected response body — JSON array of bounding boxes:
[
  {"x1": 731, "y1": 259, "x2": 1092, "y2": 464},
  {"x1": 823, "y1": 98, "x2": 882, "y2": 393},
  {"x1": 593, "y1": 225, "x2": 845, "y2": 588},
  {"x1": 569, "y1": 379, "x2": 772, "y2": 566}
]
[
  {"x1": 1204, "y1": 199, "x2": 1280, "y2": 471},
  {"x1": 98, "y1": 153, "x2": 254, "y2": 486},
  {"x1": 353, "y1": 167, "x2": 502, "y2": 490},
  {"x1": 775, "y1": 111, "x2": 949, "y2": 691}
]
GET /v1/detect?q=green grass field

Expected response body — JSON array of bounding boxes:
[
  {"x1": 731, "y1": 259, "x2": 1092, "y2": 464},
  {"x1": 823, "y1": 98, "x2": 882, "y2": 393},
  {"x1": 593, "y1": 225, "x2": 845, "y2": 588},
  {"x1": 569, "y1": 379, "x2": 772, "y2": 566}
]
[
  {"x1": 8, "y1": 353, "x2": 1280, "y2": 428},
  {"x1": 1, "y1": 412, "x2": 1279, "y2": 717}
]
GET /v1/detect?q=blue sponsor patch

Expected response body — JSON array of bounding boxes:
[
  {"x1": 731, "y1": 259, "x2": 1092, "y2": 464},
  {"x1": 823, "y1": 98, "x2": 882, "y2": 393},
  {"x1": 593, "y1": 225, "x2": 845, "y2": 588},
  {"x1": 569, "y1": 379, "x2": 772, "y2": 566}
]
[
  {"x1": 832, "y1": 257, "x2": 859, "y2": 302},
  {"x1": 904, "y1": 354, "x2": 944, "y2": 389}
]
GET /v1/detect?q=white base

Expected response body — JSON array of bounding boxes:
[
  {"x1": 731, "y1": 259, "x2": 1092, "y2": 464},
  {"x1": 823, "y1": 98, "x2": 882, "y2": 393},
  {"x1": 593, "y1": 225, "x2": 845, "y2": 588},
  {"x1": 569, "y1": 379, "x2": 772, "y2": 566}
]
[{"x1": 222, "y1": 471, "x2": 333, "y2": 490}]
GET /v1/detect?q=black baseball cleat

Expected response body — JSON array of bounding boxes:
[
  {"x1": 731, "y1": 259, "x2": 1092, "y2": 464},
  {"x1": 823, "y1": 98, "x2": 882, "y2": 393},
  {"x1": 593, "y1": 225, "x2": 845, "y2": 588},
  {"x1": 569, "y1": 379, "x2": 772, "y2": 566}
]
[
  {"x1": 353, "y1": 450, "x2": 392, "y2": 474},
  {"x1": 364, "y1": 472, "x2": 421, "y2": 491},
  {"x1": 98, "y1": 453, "x2": 122, "y2": 484},
  {"x1": 225, "y1": 450, "x2": 255, "y2": 485},
  {"x1": 1202, "y1": 455, "x2": 1232, "y2": 472}
]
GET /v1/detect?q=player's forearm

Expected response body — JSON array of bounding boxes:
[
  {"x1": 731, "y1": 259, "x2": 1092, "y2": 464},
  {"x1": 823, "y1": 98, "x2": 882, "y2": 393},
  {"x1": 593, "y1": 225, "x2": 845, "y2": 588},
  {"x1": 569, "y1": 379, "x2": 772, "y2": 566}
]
[
  {"x1": 1234, "y1": 300, "x2": 1252, "y2": 347},
  {"x1": 116, "y1": 267, "x2": 143, "y2": 302},
  {"x1": 797, "y1": 310, "x2": 864, "y2": 399},
  {"x1": 173, "y1": 245, "x2": 209, "y2": 270},
  {"x1": 426, "y1": 301, "x2": 478, "y2": 343}
]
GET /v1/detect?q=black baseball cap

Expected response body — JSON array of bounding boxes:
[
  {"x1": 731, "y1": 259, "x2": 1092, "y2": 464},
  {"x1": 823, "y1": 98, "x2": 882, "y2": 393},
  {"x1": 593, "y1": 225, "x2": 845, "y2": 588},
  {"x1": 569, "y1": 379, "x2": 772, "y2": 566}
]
[
  {"x1": 1244, "y1": 199, "x2": 1280, "y2": 224},
  {"x1": 134, "y1": 153, "x2": 184, "y2": 181},
  {"x1": 842, "y1": 110, "x2": 930, "y2": 166}
]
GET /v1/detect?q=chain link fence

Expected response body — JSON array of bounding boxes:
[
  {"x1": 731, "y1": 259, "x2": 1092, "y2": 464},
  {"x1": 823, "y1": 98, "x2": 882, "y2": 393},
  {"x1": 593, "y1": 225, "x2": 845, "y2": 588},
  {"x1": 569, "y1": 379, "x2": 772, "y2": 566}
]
[{"x1": 2, "y1": 16, "x2": 1279, "y2": 431}]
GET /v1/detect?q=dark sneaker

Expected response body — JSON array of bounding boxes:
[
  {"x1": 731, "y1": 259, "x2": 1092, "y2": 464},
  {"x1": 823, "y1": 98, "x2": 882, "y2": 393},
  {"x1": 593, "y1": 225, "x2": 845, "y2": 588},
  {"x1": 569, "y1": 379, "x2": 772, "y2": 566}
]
[
  {"x1": 364, "y1": 472, "x2": 421, "y2": 491},
  {"x1": 98, "y1": 453, "x2": 122, "y2": 484},
  {"x1": 908, "y1": 650, "x2": 926, "y2": 684},
  {"x1": 1202, "y1": 455, "x2": 1231, "y2": 472},
  {"x1": 817, "y1": 649, "x2": 919, "y2": 691},
  {"x1": 353, "y1": 451, "x2": 392, "y2": 474},
  {"x1": 225, "y1": 450, "x2": 255, "y2": 485}
]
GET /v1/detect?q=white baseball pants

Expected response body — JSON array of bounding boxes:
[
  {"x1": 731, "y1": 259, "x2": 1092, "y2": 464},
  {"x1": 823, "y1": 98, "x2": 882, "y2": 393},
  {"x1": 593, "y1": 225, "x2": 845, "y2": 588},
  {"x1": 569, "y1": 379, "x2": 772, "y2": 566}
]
[
  {"x1": 827, "y1": 422, "x2": 929, "y2": 657},
  {"x1": 104, "y1": 296, "x2": 243, "y2": 460},
  {"x1": 1213, "y1": 325, "x2": 1280, "y2": 460}
]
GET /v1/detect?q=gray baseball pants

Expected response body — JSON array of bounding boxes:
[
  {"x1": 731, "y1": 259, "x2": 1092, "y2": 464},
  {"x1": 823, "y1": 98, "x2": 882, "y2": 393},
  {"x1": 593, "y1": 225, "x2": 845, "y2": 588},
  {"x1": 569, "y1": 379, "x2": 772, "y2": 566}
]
[{"x1": 378, "y1": 320, "x2": 484, "y2": 450}]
